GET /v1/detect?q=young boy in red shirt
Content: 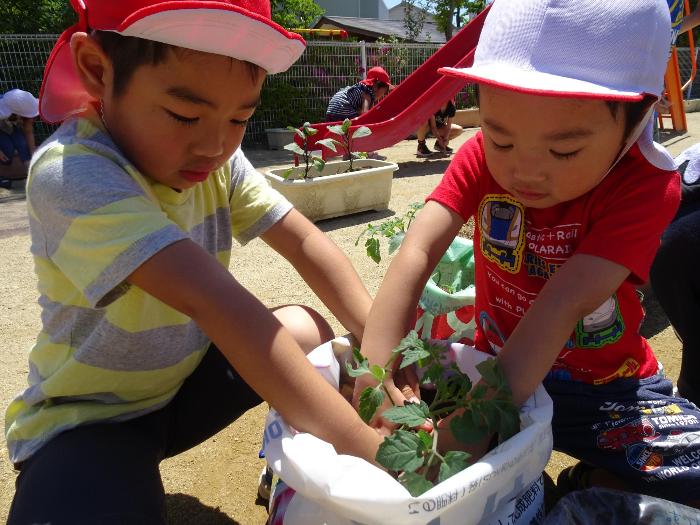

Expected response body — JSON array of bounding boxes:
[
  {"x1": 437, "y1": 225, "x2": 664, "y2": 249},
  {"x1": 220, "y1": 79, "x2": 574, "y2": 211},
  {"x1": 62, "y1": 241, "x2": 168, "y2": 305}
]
[{"x1": 357, "y1": 0, "x2": 700, "y2": 507}]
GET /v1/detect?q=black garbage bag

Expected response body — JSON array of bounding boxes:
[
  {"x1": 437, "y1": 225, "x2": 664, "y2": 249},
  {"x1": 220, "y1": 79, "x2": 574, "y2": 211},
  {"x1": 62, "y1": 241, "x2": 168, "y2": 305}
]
[{"x1": 543, "y1": 488, "x2": 700, "y2": 525}]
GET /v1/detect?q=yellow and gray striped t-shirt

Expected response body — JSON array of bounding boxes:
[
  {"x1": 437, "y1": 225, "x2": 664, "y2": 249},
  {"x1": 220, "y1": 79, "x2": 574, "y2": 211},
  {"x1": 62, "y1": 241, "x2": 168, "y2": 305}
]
[{"x1": 5, "y1": 118, "x2": 292, "y2": 464}]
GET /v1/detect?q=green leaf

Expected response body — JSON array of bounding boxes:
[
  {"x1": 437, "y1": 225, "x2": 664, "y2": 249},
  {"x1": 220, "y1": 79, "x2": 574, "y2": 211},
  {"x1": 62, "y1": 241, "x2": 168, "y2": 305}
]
[
  {"x1": 476, "y1": 358, "x2": 502, "y2": 388},
  {"x1": 359, "y1": 387, "x2": 384, "y2": 423},
  {"x1": 351, "y1": 126, "x2": 372, "y2": 139},
  {"x1": 346, "y1": 360, "x2": 370, "y2": 378},
  {"x1": 316, "y1": 138, "x2": 339, "y2": 152},
  {"x1": 421, "y1": 364, "x2": 444, "y2": 386},
  {"x1": 346, "y1": 347, "x2": 370, "y2": 378},
  {"x1": 478, "y1": 401, "x2": 500, "y2": 430},
  {"x1": 303, "y1": 125, "x2": 318, "y2": 136},
  {"x1": 382, "y1": 401, "x2": 430, "y2": 427},
  {"x1": 399, "y1": 471, "x2": 434, "y2": 497},
  {"x1": 281, "y1": 168, "x2": 294, "y2": 180},
  {"x1": 438, "y1": 451, "x2": 471, "y2": 483},
  {"x1": 370, "y1": 364, "x2": 386, "y2": 382},
  {"x1": 365, "y1": 237, "x2": 381, "y2": 263},
  {"x1": 283, "y1": 142, "x2": 305, "y2": 155},
  {"x1": 496, "y1": 403, "x2": 520, "y2": 441},
  {"x1": 388, "y1": 232, "x2": 405, "y2": 255},
  {"x1": 399, "y1": 345, "x2": 432, "y2": 369},
  {"x1": 341, "y1": 118, "x2": 352, "y2": 133},
  {"x1": 376, "y1": 430, "x2": 424, "y2": 472},
  {"x1": 417, "y1": 429, "x2": 433, "y2": 450},
  {"x1": 313, "y1": 159, "x2": 326, "y2": 172},
  {"x1": 327, "y1": 125, "x2": 345, "y2": 136},
  {"x1": 449, "y1": 411, "x2": 490, "y2": 444},
  {"x1": 393, "y1": 330, "x2": 423, "y2": 354}
]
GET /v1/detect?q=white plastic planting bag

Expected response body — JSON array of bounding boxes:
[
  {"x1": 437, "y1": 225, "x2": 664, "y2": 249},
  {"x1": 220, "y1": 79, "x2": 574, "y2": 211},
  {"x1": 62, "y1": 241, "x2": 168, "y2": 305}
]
[{"x1": 262, "y1": 339, "x2": 553, "y2": 525}]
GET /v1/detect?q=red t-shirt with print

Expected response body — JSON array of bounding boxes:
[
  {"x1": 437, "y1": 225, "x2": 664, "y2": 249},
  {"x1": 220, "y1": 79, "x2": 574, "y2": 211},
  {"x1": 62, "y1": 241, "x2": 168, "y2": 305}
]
[{"x1": 428, "y1": 132, "x2": 680, "y2": 385}]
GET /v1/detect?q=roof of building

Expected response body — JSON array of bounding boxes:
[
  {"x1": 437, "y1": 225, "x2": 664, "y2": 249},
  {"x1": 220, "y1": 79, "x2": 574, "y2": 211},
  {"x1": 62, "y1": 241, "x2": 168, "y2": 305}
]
[{"x1": 314, "y1": 15, "x2": 446, "y2": 43}]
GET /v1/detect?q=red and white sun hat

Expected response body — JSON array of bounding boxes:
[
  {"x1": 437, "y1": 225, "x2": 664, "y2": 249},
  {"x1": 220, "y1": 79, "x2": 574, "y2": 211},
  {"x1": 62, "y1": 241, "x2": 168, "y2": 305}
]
[
  {"x1": 439, "y1": 0, "x2": 676, "y2": 170},
  {"x1": 40, "y1": 0, "x2": 306, "y2": 123}
]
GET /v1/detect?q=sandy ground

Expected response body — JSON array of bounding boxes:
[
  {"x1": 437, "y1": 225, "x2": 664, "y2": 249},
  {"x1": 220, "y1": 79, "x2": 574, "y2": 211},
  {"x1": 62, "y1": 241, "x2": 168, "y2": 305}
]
[{"x1": 1, "y1": 115, "x2": 698, "y2": 524}]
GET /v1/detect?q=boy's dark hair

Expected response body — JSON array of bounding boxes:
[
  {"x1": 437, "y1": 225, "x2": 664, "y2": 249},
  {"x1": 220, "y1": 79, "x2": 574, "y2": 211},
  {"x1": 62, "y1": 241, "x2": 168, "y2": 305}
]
[
  {"x1": 373, "y1": 81, "x2": 389, "y2": 91},
  {"x1": 606, "y1": 98, "x2": 654, "y2": 141},
  {"x1": 92, "y1": 31, "x2": 264, "y2": 98}
]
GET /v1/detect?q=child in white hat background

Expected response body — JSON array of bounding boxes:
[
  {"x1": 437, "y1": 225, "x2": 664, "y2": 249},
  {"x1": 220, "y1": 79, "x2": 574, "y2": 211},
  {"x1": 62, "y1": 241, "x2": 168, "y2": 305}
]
[
  {"x1": 5, "y1": 1, "x2": 384, "y2": 522},
  {"x1": 0, "y1": 89, "x2": 38, "y2": 189},
  {"x1": 357, "y1": 0, "x2": 700, "y2": 507}
]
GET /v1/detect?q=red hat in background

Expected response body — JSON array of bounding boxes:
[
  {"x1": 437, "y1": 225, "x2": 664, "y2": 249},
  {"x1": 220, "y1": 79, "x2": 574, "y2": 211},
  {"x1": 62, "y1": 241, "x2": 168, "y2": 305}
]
[
  {"x1": 363, "y1": 66, "x2": 394, "y2": 89},
  {"x1": 40, "y1": 0, "x2": 306, "y2": 123}
]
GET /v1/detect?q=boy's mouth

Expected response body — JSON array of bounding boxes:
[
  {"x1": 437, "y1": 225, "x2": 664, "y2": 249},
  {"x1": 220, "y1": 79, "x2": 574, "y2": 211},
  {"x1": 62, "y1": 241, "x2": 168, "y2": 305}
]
[
  {"x1": 514, "y1": 188, "x2": 547, "y2": 201},
  {"x1": 180, "y1": 170, "x2": 213, "y2": 182}
]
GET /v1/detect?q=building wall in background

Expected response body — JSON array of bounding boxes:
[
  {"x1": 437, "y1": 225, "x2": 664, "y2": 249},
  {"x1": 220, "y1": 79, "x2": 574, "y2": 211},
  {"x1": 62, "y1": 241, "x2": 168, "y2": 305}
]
[{"x1": 314, "y1": 0, "x2": 387, "y2": 19}]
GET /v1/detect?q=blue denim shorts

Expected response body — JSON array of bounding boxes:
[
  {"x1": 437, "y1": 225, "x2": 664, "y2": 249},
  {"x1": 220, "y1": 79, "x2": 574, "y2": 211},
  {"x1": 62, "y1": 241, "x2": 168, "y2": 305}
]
[{"x1": 545, "y1": 373, "x2": 700, "y2": 504}]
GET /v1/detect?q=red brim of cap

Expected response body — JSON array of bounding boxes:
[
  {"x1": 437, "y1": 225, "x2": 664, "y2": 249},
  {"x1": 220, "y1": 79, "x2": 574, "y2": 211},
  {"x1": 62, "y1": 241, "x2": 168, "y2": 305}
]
[
  {"x1": 438, "y1": 65, "x2": 648, "y2": 102},
  {"x1": 40, "y1": 2, "x2": 306, "y2": 123}
]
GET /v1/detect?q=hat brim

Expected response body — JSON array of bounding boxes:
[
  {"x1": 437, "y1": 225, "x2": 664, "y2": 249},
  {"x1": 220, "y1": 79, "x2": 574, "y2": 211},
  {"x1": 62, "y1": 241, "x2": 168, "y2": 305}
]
[
  {"x1": 118, "y1": 3, "x2": 305, "y2": 74},
  {"x1": 40, "y1": 2, "x2": 306, "y2": 123},
  {"x1": 438, "y1": 64, "x2": 648, "y2": 102},
  {"x1": 0, "y1": 100, "x2": 11, "y2": 120}
]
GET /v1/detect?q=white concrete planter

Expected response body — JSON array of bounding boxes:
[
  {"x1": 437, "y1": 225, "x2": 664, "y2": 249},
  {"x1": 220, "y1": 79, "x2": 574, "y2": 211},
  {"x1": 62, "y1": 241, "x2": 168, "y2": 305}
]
[
  {"x1": 266, "y1": 128, "x2": 296, "y2": 150},
  {"x1": 265, "y1": 159, "x2": 398, "y2": 222}
]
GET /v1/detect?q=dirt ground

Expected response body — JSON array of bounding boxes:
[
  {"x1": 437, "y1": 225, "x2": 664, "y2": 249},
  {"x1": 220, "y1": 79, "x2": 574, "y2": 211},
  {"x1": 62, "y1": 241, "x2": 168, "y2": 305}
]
[{"x1": 1, "y1": 115, "x2": 698, "y2": 524}]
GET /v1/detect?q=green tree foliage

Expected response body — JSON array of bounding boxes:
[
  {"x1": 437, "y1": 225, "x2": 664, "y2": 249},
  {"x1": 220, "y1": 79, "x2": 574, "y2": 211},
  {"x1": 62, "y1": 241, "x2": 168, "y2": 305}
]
[
  {"x1": 402, "y1": 0, "x2": 428, "y2": 42},
  {"x1": 1, "y1": 0, "x2": 77, "y2": 34},
  {"x1": 271, "y1": 0, "x2": 324, "y2": 30},
  {"x1": 405, "y1": 1, "x2": 487, "y2": 41}
]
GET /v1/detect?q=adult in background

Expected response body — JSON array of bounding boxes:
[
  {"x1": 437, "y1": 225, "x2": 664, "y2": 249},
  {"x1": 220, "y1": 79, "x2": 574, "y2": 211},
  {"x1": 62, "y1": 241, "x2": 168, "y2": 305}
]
[
  {"x1": 0, "y1": 89, "x2": 39, "y2": 189},
  {"x1": 416, "y1": 98, "x2": 463, "y2": 157}
]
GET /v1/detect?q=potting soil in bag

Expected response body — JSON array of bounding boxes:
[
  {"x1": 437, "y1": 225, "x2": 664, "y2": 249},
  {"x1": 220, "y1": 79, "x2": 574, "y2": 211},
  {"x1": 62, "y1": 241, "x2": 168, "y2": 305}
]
[
  {"x1": 263, "y1": 339, "x2": 553, "y2": 525},
  {"x1": 414, "y1": 237, "x2": 476, "y2": 345}
]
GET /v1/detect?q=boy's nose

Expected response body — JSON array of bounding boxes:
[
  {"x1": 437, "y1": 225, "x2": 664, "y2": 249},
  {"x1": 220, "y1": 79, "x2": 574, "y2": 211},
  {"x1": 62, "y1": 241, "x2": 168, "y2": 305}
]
[
  {"x1": 191, "y1": 129, "x2": 226, "y2": 158},
  {"x1": 512, "y1": 164, "x2": 546, "y2": 183}
]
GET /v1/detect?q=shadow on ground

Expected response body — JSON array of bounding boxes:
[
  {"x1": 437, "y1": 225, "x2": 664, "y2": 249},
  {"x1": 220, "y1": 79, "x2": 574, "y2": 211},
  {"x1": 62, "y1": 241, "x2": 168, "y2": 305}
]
[
  {"x1": 395, "y1": 159, "x2": 451, "y2": 178},
  {"x1": 315, "y1": 208, "x2": 395, "y2": 233},
  {"x1": 165, "y1": 494, "x2": 241, "y2": 525}
]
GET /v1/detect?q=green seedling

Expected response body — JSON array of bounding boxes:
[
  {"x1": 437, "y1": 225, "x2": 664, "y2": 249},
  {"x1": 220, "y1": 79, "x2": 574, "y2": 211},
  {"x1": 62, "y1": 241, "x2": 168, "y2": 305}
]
[
  {"x1": 347, "y1": 330, "x2": 519, "y2": 496},
  {"x1": 283, "y1": 122, "x2": 326, "y2": 180},
  {"x1": 317, "y1": 118, "x2": 372, "y2": 173},
  {"x1": 355, "y1": 202, "x2": 424, "y2": 263}
]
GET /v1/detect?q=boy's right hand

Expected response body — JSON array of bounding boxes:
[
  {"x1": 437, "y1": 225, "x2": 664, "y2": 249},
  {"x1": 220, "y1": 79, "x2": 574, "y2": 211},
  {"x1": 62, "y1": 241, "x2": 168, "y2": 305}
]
[{"x1": 352, "y1": 366, "x2": 433, "y2": 436}]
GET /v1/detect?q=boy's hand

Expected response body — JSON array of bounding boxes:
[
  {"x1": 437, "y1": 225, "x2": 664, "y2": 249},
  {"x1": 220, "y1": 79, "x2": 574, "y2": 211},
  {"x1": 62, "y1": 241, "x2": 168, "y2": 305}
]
[
  {"x1": 352, "y1": 365, "x2": 433, "y2": 435},
  {"x1": 0, "y1": 151, "x2": 8, "y2": 163}
]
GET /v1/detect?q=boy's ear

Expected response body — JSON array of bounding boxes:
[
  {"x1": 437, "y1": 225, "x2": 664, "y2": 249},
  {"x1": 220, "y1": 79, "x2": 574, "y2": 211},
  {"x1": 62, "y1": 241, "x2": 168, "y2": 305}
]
[{"x1": 70, "y1": 32, "x2": 113, "y2": 101}]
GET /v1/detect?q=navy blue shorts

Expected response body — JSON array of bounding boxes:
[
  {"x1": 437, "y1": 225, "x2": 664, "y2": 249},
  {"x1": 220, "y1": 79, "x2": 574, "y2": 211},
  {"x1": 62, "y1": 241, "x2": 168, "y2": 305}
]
[
  {"x1": 7, "y1": 344, "x2": 263, "y2": 525},
  {"x1": 545, "y1": 373, "x2": 700, "y2": 504}
]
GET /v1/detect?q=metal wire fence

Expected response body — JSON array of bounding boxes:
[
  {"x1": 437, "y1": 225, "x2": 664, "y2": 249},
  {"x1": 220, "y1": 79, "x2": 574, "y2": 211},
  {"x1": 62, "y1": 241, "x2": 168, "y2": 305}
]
[{"x1": 0, "y1": 35, "x2": 478, "y2": 146}]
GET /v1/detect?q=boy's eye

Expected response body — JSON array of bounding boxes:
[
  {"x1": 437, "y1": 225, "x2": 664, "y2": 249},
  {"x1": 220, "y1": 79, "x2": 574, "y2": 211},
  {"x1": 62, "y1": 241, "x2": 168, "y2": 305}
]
[
  {"x1": 490, "y1": 139, "x2": 512, "y2": 151},
  {"x1": 231, "y1": 118, "x2": 249, "y2": 128},
  {"x1": 550, "y1": 149, "x2": 581, "y2": 160},
  {"x1": 165, "y1": 109, "x2": 198, "y2": 126}
]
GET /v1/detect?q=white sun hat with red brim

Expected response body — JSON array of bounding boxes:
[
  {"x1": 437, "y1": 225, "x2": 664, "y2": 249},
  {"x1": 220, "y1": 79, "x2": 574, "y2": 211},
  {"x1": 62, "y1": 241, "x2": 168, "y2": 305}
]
[
  {"x1": 439, "y1": 0, "x2": 676, "y2": 171},
  {"x1": 40, "y1": 0, "x2": 306, "y2": 124}
]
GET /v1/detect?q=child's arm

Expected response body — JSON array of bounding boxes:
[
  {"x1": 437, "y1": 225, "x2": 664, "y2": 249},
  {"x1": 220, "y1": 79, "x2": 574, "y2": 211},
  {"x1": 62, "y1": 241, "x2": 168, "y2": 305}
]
[
  {"x1": 498, "y1": 252, "x2": 630, "y2": 405},
  {"x1": 128, "y1": 238, "x2": 382, "y2": 463},
  {"x1": 355, "y1": 202, "x2": 463, "y2": 421},
  {"x1": 261, "y1": 209, "x2": 372, "y2": 341}
]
